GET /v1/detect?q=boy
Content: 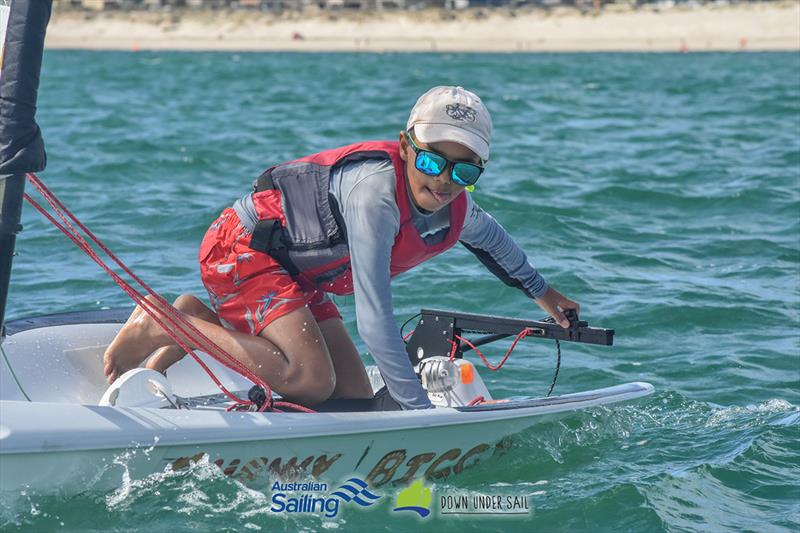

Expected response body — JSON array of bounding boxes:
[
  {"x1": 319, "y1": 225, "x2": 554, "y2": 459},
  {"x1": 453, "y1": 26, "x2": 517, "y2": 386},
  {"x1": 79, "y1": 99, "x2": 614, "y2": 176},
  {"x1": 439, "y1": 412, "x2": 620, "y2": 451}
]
[{"x1": 103, "y1": 86, "x2": 579, "y2": 409}]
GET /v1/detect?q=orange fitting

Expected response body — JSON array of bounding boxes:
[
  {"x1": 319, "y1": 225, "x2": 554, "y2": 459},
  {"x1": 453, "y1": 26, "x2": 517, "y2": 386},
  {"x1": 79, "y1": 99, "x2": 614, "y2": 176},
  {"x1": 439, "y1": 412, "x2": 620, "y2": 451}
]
[{"x1": 460, "y1": 361, "x2": 475, "y2": 384}]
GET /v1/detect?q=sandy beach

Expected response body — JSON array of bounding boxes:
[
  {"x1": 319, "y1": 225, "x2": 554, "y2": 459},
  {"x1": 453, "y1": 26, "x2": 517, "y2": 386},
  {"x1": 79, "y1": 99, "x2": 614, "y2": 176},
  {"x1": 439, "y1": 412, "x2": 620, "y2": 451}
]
[{"x1": 45, "y1": 2, "x2": 800, "y2": 52}]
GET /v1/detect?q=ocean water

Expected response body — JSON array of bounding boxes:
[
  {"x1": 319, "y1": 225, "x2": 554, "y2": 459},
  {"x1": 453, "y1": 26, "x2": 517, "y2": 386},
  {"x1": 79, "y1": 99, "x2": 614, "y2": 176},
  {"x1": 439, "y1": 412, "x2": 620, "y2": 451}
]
[{"x1": 2, "y1": 51, "x2": 799, "y2": 532}]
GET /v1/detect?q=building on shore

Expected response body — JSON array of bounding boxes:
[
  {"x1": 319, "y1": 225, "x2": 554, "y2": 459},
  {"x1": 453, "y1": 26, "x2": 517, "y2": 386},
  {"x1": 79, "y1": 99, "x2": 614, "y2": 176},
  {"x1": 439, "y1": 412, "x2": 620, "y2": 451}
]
[
  {"x1": 58, "y1": 0, "x2": 417, "y2": 9},
  {"x1": 53, "y1": 0, "x2": 761, "y2": 11}
]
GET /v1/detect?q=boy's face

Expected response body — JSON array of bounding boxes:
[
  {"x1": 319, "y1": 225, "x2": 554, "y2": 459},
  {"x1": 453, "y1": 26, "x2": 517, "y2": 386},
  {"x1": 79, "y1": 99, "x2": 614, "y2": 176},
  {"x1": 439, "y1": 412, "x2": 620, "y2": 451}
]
[{"x1": 398, "y1": 131, "x2": 481, "y2": 213}]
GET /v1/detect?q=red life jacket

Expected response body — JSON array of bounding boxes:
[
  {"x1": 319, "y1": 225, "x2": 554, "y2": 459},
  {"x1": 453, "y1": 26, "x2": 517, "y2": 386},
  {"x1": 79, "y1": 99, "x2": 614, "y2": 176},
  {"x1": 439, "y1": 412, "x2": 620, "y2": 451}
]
[{"x1": 248, "y1": 140, "x2": 467, "y2": 295}]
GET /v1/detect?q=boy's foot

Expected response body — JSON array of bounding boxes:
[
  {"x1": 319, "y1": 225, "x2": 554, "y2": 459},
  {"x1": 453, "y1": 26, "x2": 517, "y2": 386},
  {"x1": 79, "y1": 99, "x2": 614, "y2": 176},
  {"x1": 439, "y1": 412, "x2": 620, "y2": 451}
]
[
  {"x1": 145, "y1": 346, "x2": 187, "y2": 376},
  {"x1": 103, "y1": 296, "x2": 170, "y2": 384}
]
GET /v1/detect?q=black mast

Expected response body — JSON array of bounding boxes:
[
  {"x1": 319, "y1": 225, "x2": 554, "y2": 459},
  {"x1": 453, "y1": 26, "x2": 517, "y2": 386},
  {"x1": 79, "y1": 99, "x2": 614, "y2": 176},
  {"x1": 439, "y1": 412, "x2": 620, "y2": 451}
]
[{"x1": 0, "y1": 0, "x2": 50, "y2": 341}]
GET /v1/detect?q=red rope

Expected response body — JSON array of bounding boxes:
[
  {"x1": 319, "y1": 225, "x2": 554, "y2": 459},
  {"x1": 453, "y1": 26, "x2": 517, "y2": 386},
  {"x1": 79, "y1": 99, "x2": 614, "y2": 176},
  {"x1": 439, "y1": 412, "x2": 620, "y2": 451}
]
[
  {"x1": 23, "y1": 191, "x2": 257, "y2": 410},
  {"x1": 274, "y1": 401, "x2": 316, "y2": 413},
  {"x1": 449, "y1": 327, "x2": 537, "y2": 371},
  {"x1": 467, "y1": 395, "x2": 485, "y2": 406},
  {"x1": 25, "y1": 174, "x2": 258, "y2": 385},
  {"x1": 24, "y1": 173, "x2": 315, "y2": 414},
  {"x1": 448, "y1": 337, "x2": 459, "y2": 360},
  {"x1": 227, "y1": 401, "x2": 315, "y2": 414}
]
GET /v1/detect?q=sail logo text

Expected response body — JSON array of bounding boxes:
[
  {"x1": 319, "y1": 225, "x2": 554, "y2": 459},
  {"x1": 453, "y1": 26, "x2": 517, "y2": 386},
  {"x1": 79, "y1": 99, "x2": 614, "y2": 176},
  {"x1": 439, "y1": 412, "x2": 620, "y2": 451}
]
[
  {"x1": 269, "y1": 478, "x2": 381, "y2": 518},
  {"x1": 270, "y1": 481, "x2": 339, "y2": 518},
  {"x1": 440, "y1": 493, "x2": 531, "y2": 516}
]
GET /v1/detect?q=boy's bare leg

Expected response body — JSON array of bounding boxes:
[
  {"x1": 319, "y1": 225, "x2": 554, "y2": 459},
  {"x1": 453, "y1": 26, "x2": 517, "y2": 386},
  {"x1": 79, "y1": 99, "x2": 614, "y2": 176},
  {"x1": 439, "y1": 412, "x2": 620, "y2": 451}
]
[
  {"x1": 103, "y1": 297, "x2": 165, "y2": 382},
  {"x1": 102, "y1": 297, "x2": 336, "y2": 405},
  {"x1": 317, "y1": 318, "x2": 374, "y2": 399},
  {"x1": 145, "y1": 294, "x2": 221, "y2": 375},
  {"x1": 149, "y1": 313, "x2": 374, "y2": 399}
]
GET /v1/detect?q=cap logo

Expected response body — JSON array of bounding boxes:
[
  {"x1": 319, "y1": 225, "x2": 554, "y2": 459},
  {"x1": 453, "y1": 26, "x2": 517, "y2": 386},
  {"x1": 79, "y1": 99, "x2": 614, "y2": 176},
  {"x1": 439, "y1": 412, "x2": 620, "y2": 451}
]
[{"x1": 445, "y1": 103, "x2": 477, "y2": 122}]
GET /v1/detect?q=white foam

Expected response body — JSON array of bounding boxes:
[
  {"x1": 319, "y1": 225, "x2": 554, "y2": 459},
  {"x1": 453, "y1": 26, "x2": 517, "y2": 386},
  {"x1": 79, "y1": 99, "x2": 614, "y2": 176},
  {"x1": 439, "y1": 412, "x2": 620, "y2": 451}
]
[{"x1": 705, "y1": 398, "x2": 798, "y2": 428}]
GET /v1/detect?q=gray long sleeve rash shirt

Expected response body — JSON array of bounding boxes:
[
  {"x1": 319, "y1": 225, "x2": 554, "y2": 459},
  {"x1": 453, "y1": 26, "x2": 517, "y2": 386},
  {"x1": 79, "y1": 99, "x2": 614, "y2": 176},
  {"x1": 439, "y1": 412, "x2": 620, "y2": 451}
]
[{"x1": 328, "y1": 158, "x2": 548, "y2": 410}]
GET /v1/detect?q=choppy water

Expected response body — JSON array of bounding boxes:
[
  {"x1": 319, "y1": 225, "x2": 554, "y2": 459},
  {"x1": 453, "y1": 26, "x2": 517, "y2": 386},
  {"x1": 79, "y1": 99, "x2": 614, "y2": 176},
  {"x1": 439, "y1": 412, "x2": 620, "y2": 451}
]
[{"x1": 2, "y1": 51, "x2": 799, "y2": 532}]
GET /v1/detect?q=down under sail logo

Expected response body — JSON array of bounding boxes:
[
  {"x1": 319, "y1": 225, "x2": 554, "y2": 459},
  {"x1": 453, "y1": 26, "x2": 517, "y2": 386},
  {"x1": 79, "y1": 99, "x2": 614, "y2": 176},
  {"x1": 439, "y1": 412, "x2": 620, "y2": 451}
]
[
  {"x1": 269, "y1": 477, "x2": 381, "y2": 518},
  {"x1": 393, "y1": 478, "x2": 433, "y2": 518}
]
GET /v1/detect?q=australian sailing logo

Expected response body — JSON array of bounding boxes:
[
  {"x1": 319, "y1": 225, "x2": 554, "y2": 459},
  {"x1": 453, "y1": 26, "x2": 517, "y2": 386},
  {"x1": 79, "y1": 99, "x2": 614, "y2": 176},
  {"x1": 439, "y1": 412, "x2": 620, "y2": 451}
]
[
  {"x1": 270, "y1": 477, "x2": 381, "y2": 518},
  {"x1": 445, "y1": 103, "x2": 477, "y2": 122},
  {"x1": 331, "y1": 478, "x2": 382, "y2": 506}
]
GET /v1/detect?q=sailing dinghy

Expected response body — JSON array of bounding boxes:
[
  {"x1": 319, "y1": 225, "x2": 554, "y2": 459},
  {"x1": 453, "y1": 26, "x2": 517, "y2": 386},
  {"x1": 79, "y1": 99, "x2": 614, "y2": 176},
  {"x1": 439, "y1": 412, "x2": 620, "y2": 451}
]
[
  {"x1": 0, "y1": 0, "x2": 653, "y2": 496},
  {"x1": 2, "y1": 306, "x2": 653, "y2": 494}
]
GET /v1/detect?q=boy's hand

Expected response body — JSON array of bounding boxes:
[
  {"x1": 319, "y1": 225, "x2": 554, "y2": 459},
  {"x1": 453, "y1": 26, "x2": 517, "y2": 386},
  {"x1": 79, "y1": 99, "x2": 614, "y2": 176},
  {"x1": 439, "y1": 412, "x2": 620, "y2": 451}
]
[{"x1": 535, "y1": 286, "x2": 580, "y2": 328}]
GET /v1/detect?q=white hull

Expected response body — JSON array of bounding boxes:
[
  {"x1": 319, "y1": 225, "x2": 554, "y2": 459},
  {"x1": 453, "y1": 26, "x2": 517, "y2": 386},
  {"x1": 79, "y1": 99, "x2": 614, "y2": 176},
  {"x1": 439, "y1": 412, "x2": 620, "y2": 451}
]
[{"x1": 0, "y1": 312, "x2": 654, "y2": 494}]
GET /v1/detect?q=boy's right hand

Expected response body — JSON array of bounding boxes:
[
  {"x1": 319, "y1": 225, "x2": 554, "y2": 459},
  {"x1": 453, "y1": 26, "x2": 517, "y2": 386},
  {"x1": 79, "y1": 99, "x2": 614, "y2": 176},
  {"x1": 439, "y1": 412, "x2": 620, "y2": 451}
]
[{"x1": 534, "y1": 286, "x2": 580, "y2": 329}]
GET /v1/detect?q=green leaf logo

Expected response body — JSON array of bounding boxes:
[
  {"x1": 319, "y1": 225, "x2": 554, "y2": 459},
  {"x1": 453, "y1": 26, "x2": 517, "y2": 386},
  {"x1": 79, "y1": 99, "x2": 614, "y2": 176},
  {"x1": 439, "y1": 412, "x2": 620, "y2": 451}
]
[{"x1": 393, "y1": 478, "x2": 432, "y2": 518}]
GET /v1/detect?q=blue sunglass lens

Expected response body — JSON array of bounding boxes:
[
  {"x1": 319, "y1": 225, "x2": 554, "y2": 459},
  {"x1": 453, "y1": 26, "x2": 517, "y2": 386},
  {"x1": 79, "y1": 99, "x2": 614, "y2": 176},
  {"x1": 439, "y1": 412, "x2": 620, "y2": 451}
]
[
  {"x1": 416, "y1": 151, "x2": 446, "y2": 176},
  {"x1": 413, "y1": 141, "x2": 483, "y2": 186},
  {"x1": 452, "y1": 163, "x2": 482, "y2": 186}
]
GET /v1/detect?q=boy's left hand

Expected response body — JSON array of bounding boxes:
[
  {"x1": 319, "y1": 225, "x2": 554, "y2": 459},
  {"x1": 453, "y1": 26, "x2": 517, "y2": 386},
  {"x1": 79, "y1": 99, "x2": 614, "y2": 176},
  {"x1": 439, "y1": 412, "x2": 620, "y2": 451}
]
[{"x1": 535, "y1": 286, "x2": 580, "y2": 329}]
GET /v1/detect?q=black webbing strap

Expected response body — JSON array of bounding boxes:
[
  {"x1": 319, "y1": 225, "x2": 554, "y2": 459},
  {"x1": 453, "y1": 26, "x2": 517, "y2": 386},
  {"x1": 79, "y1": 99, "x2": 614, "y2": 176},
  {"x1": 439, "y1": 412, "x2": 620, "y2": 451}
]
[
  {"x1": 250, "y1": 168, "x2": 298, "y2": 275},
  {"x1": 254, "y1": 169, "x2": 275, "y2": 192},
  {"x1": 249, "y1": 219, "x2": 300, "y2": 276},
  {"x1": 327, "y1": 193, "x2": 348, "y2": 246}
]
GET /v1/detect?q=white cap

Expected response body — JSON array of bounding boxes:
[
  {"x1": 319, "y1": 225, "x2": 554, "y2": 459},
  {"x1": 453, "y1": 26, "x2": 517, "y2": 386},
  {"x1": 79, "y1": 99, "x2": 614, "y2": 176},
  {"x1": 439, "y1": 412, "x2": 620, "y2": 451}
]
[{"x1": 406, "y1": 86, "x2": 493, "y2": 162}]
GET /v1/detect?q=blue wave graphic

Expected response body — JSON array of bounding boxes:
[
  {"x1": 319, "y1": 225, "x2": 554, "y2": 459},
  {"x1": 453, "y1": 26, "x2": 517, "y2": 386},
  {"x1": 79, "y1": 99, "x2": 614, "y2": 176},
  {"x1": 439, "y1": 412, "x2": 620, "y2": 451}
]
[
  {"x1": 331, "y1": 478, "x2": 381, "y2": 507},
  {"x1": 393, "y1": 506, "x2": 431, "y2": 518}
]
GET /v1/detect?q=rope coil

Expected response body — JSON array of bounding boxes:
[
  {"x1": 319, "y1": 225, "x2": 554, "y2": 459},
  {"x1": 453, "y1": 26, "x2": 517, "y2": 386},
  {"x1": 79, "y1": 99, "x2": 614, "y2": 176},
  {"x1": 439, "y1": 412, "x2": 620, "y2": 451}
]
[
  {"x1": 448, "y1": 327, "x2": 538, "y2": 371},
  {"x1": 446, "y1": 325, "x2": 562, "y2": 398}
]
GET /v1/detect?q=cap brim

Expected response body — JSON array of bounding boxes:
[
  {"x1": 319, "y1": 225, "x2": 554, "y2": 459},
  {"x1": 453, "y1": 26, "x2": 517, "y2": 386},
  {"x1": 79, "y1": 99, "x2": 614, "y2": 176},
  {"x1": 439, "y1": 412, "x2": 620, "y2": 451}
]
[{"x1": 414, "y1": 123, "x2": 490, "y2": 162}]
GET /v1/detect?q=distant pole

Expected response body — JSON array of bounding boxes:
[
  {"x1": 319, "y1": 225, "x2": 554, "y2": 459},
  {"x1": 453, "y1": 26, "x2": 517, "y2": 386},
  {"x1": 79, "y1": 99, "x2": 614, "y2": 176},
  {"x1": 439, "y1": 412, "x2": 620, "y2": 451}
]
[
  {"x1": 0, "y1": 174, "x2": 25, "y2": 338},
  {"x1": 0, "y1": 0, "x2": 51, "y2": 340}
]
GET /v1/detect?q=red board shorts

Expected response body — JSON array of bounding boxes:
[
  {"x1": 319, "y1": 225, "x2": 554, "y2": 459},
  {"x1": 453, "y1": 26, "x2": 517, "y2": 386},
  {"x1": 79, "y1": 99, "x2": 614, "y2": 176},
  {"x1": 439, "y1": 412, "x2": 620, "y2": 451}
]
[{"x1": 198, "y1": 208, "x2": 341, "y2": 336}]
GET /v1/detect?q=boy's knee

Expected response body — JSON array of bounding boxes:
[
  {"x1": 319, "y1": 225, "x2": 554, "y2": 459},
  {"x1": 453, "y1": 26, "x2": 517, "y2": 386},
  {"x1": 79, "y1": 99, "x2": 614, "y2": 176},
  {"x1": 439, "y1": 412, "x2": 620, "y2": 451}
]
[
  {"x1": 291, "y1": 365, "x2": 336, "y2": 405},
  {"x1": 173, "y1": 293, "x2": 199, "y2": 310}
]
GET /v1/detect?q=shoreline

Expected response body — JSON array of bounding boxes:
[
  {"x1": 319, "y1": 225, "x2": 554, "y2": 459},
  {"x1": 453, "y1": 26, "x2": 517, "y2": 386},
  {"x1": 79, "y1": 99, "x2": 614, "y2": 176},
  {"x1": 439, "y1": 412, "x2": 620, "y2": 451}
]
[{"x1": 46, "y1": 3, "x2": 800, "y2": 52}]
